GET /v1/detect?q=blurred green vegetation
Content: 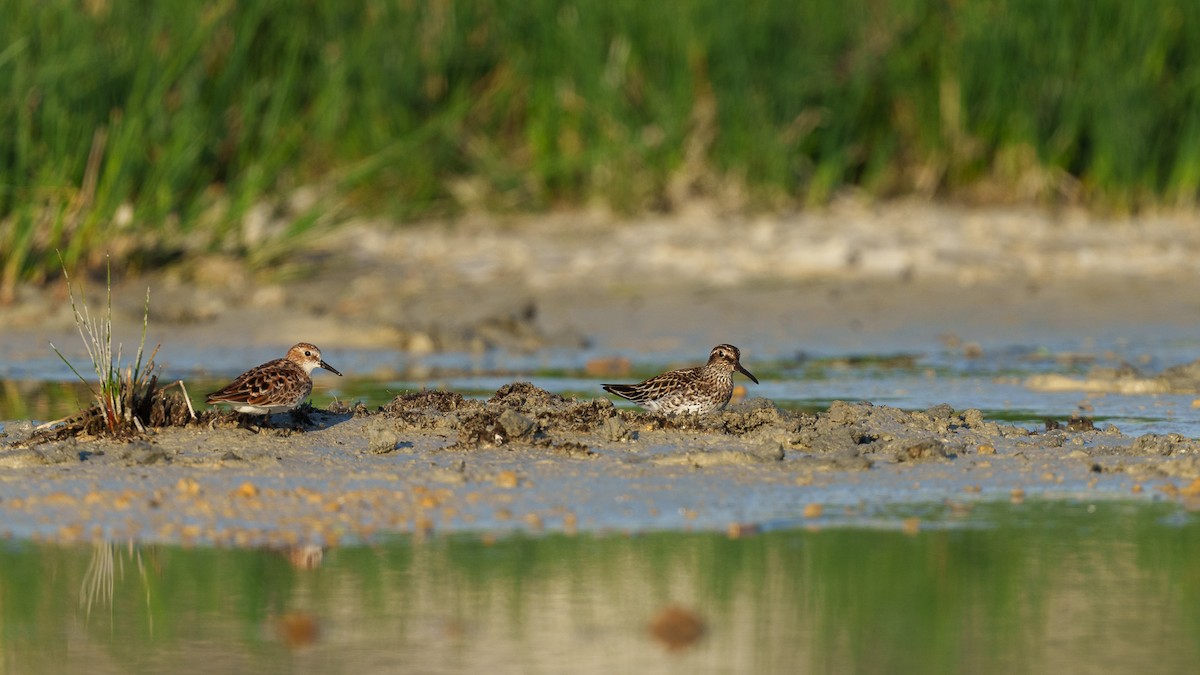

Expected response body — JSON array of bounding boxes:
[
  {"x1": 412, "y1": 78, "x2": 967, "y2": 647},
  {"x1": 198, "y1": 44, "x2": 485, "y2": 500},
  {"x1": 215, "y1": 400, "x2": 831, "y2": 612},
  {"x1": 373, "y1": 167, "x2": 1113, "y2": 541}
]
[{"x1": 2, "y1": 0, "x2": 1198, "y2": 293}]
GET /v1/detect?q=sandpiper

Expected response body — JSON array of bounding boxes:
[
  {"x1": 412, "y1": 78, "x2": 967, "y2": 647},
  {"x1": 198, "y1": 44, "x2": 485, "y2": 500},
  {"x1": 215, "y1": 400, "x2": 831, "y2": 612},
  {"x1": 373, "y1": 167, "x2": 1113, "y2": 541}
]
[
  {"x1": 602, "y1": 344, "x2": 758, "y2": 414},
  {"x1": 206, "y1": 342, "x2": 342, "y2": 421}
]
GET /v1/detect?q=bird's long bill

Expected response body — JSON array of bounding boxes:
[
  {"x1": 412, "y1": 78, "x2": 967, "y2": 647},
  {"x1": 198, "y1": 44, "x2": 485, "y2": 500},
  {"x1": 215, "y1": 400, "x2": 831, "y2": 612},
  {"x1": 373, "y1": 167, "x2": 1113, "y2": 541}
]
[
  {"x1": 737, "y1": 364, "x2": 759, "y2": 384},
  {"x1": 320, "y1": 360, "x2": 343, "y2": 376}
]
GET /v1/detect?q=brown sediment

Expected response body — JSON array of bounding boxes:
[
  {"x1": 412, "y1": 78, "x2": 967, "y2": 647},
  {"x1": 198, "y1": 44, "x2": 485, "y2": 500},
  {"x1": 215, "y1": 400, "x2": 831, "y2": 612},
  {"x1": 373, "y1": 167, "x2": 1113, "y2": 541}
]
[{"x1": 31, "y1": 380, "x2": 198, "y2": 443}]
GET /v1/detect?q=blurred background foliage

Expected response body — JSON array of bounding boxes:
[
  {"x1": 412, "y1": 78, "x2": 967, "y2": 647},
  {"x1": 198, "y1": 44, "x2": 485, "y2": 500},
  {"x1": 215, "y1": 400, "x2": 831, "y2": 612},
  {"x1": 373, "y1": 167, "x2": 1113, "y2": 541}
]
[{"x1": 2, "y1": 0, "x2": 1198, "y2": 293}]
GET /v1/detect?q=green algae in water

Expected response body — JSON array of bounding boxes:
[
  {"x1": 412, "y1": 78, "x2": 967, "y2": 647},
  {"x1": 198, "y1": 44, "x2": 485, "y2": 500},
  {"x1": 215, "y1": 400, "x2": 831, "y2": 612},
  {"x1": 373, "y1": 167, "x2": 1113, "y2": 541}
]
[{"x1": 2, "y1": 501, "x2": 1199, "y2": 674}]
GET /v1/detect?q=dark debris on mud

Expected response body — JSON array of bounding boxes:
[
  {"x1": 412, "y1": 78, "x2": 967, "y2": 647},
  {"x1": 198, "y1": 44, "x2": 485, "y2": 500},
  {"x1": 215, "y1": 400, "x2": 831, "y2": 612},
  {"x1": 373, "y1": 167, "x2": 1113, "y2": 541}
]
[
  {"x1": 19, "y1": 398, "x2": 350, "y2": 448},
  {"x1": 27, "y1": 386, "x2": 198, "y2": 444},
  {"x1": 370, "y1": 383, "x2": 1061, "y2": 464},
  {"x1": 12, "y1": 381, "x2": 1121, "y2": 471},
  {"x1": 372, "y1": 382, "x2": 624, "y2": 454}
]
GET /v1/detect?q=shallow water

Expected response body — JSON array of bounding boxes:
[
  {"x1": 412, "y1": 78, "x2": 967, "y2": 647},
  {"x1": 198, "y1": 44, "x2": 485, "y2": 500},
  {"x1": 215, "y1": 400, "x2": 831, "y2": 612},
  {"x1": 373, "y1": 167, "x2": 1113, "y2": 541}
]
[{"x1": 4, "y1": 501, "x2": 1198, "y2": 675}]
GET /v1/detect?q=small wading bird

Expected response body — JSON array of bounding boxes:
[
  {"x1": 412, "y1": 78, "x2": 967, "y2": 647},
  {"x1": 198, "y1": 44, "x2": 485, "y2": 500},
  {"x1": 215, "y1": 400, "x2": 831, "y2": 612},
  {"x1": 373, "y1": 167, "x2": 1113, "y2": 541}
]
[
  {"x1": 206, "y1": 342, "x2": 342, "y2": 426},
  {"x1": 602, "y1": 344, "x2": 759, "y2": 414}
]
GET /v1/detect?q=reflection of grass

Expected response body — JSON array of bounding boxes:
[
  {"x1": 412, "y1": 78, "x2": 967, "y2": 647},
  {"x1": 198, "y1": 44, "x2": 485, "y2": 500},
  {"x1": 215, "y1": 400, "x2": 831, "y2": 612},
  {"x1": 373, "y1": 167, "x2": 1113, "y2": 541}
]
[
  {"x1": 81, "y1": 542, "x2": 153, "y2": 632},
  {"x1": 50, "y1": 260, "x2": 155, "y2": 433},
  {"x1": 1, "y1": 503, "x2": 1200, "y2": 671}
]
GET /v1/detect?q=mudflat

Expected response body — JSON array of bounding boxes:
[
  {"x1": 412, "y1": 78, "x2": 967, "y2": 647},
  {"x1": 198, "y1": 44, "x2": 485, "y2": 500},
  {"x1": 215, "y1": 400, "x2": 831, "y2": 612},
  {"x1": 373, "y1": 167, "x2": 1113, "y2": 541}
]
[{"x1": 3, "y1": 201, "x2": 1200, "y2": 544}]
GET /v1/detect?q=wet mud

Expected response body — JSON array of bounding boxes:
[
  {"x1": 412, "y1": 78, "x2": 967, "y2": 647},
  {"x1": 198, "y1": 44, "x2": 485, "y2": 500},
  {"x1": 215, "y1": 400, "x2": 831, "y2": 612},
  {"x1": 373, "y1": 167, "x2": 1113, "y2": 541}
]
[{"x1": 1, "y1": 382, "x2": 1197, "y2": 545}]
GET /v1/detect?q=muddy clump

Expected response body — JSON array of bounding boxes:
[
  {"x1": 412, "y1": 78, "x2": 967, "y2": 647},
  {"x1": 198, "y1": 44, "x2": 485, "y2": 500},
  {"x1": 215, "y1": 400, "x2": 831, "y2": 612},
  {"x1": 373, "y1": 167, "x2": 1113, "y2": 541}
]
[
  {"x1": 487, "y1": 382, "x2": 569, "y2": 411},
  {"x1": 719, "y1": 399, "x2": 794, "y2": 435},
  {"x1": 456, "y1": 383, "x2": 611, "y2": 451},
  {"x1": 449, "y1": 406, "x2": 596, "y2": 456},
  {"x1": 487, "y1": 382, "x2": 618, "y2": 435},
  {"x1": 1129, "y1": 433, "x2": 1200, "y2": 456},
  {"x1": 379, "y1": 384, "x2": 616, "y2": 447},
  {"x1": 385, "y1": 390, "x2": 474, "y2": 415},
  {"x1": 381, "y1": 391, "x2": 485, "y2": 430},
  {"x1": 529, "y1": 398, "x2": 618, "y2": 433},
  {"x1": 790, "y1": 401, "x2": 992, "y2": 459},
  {"x1": 29, "y1": 384, "x2": 198, "y2": 443}
]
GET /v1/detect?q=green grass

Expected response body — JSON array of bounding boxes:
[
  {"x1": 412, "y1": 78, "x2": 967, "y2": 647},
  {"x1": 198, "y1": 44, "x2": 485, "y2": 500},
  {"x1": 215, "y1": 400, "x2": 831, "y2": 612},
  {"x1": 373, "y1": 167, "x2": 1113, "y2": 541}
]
[
  {"x1": 48, "y1": 258, "x2": 156, "y2": 433},
  {"x1": 45, "y1": 257, "x2": 195, "y2": 435},
  {"x1": 3, "y1": 0, "x2": 1200, "y2": 294}
]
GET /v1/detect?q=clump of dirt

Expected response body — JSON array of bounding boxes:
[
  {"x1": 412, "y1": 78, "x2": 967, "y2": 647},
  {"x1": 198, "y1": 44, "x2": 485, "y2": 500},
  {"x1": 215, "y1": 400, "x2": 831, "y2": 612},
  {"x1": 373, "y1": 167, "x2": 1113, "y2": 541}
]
[
  {"x1": 381, "y1": 391, "x2": 484, "y2": 430},
  {"x1": 719, "y1": 399, "x2": 796, "y2": 435},
  {"x1": 1129, "y1": 433, "x2": 1200, "y2": 456},
  {"x1": 384, "y1": 390, "x2": 474, "y2": 415},
  {"x1": 487, "y1": 382, "x2": 570, "y2": 411},
  {"x1": 529, "y1": 398, "x2": 618, "y2": 433},
  {"x1": 448, "y1": 383, "x2": 613, "y2": 451},
  {"x1": 453, "y1": 409, "x2": 509, "y2": 449},
  {"x1": 790, "y1": 401, "x2": 1030, "y2": 460}
]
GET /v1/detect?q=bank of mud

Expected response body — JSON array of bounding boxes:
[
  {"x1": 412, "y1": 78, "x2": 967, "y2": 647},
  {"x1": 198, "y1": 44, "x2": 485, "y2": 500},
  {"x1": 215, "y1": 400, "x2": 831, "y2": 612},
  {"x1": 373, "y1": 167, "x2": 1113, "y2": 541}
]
[
  {"x1": 0, "y1": 383, "x2": 1197, "y2": 546},
  {"x1": 4, "y1": 202, "x2": 1200, "y2": 546}
]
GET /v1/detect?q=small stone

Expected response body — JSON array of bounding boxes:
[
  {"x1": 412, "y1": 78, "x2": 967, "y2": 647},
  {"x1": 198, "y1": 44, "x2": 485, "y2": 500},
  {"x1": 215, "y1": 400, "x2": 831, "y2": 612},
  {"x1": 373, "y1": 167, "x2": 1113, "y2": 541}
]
[
  {"x1": 366, "y1": 422, "x2": 401, "y2": 454},
  {"x1": 498, "y1": 409, "x2": 536, "y2": 440},
  {"x1": 602, "y1": 415, "x2": 633, "y2": 442}
]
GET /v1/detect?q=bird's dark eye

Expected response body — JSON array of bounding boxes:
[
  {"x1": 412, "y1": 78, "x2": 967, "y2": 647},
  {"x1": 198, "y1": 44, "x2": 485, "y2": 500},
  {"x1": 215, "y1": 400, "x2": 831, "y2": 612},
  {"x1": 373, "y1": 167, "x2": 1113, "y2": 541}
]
[{"x1": 304, "y1": 351, "x2": 312, "y2": 356}]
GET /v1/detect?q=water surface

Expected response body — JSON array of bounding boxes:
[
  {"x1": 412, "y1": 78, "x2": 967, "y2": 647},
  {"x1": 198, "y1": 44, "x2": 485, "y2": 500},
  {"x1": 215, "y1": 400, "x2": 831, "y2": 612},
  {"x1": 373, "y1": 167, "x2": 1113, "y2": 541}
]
[{"x1": 6, "y1": 501, "x2": 1199, "y2": 674}]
